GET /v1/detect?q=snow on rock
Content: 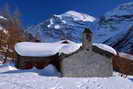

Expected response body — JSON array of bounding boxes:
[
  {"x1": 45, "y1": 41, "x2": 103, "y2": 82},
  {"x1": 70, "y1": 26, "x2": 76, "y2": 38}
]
[
  {"x1": 0, "y1": 16, "x2": 7, "y2": 20},
  {"x1": 62, "y1": 20, "x2": 66, "y2": 24},
  {"x1": 65, "y1": 11, "x2": 96, "y2": 22},
  {"x1": 15, "y1": 40, "x2": 81, "y2": 57},
  {"x1": 93, "y1": 43, "x2": 117, "y2": 55},
  {"x1": 54, "y1": 24, "x2": 61, "y2": 29},
  {"x1": 47, "y1": 18, "x2": 54, "y2": 28}
]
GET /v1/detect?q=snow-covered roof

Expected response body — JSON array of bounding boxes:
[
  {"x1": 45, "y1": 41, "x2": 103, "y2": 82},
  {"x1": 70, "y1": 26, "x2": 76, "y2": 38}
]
[
  {"x1": 15, "y1": 40, "x2": 116, "y2": 57},
  {"x1": 93, "y1": 43, "x2": 117, "y2": 55},
  {"x1": 15, "y1": 40, "x2": 81, "y2": 57},
  {"x1": 15, "y1": 42, "x2": 63, "y2": 57},
  {"x1": 119, "y1": 52, "x2": 133, "y2": 60},
  {"x1": 59, "y1": 41, "x2": 81, "y2": 54}
]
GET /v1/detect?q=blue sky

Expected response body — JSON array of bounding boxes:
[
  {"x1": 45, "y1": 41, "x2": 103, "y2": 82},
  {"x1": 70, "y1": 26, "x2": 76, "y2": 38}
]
[{"x1": 0, "y1": 0, "x2": 132, "y2": 27}]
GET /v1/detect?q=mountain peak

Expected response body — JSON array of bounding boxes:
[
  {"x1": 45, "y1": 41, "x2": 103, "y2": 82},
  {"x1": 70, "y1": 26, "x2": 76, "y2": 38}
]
[
  {"x1": 65, "y1": 10, "x2": 96, "y2": 22},
  {"x1": 27, "y1": 10, "x2": 95, "y2": 43},
  {"x1": 56, "y1": 10, "x2": 96, "y2": 22}
]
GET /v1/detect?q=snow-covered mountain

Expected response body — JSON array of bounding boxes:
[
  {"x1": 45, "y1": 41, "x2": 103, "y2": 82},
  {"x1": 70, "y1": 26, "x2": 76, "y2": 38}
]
[
  {"x1": 93, "y1": 2, "x2": 133, "y2": 54},
  {"x1": 26, "y1": 2, "x2": 133, "y2": 54},
  {"x1": 26, "y1": 11, "x2": 95, "y2": 42}
]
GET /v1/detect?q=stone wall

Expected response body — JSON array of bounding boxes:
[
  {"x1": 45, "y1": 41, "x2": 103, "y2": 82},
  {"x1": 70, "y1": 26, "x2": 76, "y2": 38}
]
[{"x1": 61, "y1": 49, "x2": 113, "y2": 77}]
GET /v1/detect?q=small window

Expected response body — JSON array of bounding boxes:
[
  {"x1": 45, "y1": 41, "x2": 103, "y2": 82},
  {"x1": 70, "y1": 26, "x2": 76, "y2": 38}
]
[
  {"x1": 86, "y1": 48, "x2": 90, "y2": 51},
  {"x1": 86, "y1": 34, "x2": 91, "y2": 41}
]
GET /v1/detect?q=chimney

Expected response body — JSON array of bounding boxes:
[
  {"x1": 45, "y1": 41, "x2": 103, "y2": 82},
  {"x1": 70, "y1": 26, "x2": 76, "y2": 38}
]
[{"x1": 82, "y1": 28, "x2": 92, "y2": 51}]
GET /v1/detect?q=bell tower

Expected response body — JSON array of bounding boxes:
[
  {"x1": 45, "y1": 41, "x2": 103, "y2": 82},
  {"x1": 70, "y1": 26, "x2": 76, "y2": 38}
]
[{"x1": 82, "y1": 28, "x2": 92, "y2": 51}]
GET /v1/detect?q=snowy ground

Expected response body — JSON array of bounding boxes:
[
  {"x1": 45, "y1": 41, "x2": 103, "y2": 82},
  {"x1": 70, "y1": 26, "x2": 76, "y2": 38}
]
[{"x1": 0, "y1": 62, "x2": 133, "y2": 89}]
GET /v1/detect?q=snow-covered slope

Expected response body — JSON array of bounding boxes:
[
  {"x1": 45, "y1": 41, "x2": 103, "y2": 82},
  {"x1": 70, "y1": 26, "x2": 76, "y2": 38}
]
[
  {"x1": 26, "y1": 11, "x2": 95, "y2": 43},
  {"x1": 0, "y1": 62, "x2": 133, "y2": 89},
  {"x1": 92, "y1": 2, "x2": 133, "y2": 54}
]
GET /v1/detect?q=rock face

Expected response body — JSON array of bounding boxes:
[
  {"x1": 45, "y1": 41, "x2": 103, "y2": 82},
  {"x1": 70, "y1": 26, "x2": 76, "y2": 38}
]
[
  {"x1": 61, "y1": 29, "x2": 113, "y2": 77},
  {"x1": 112, "y1": 26, "x2": 133, "y2": 54}
]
